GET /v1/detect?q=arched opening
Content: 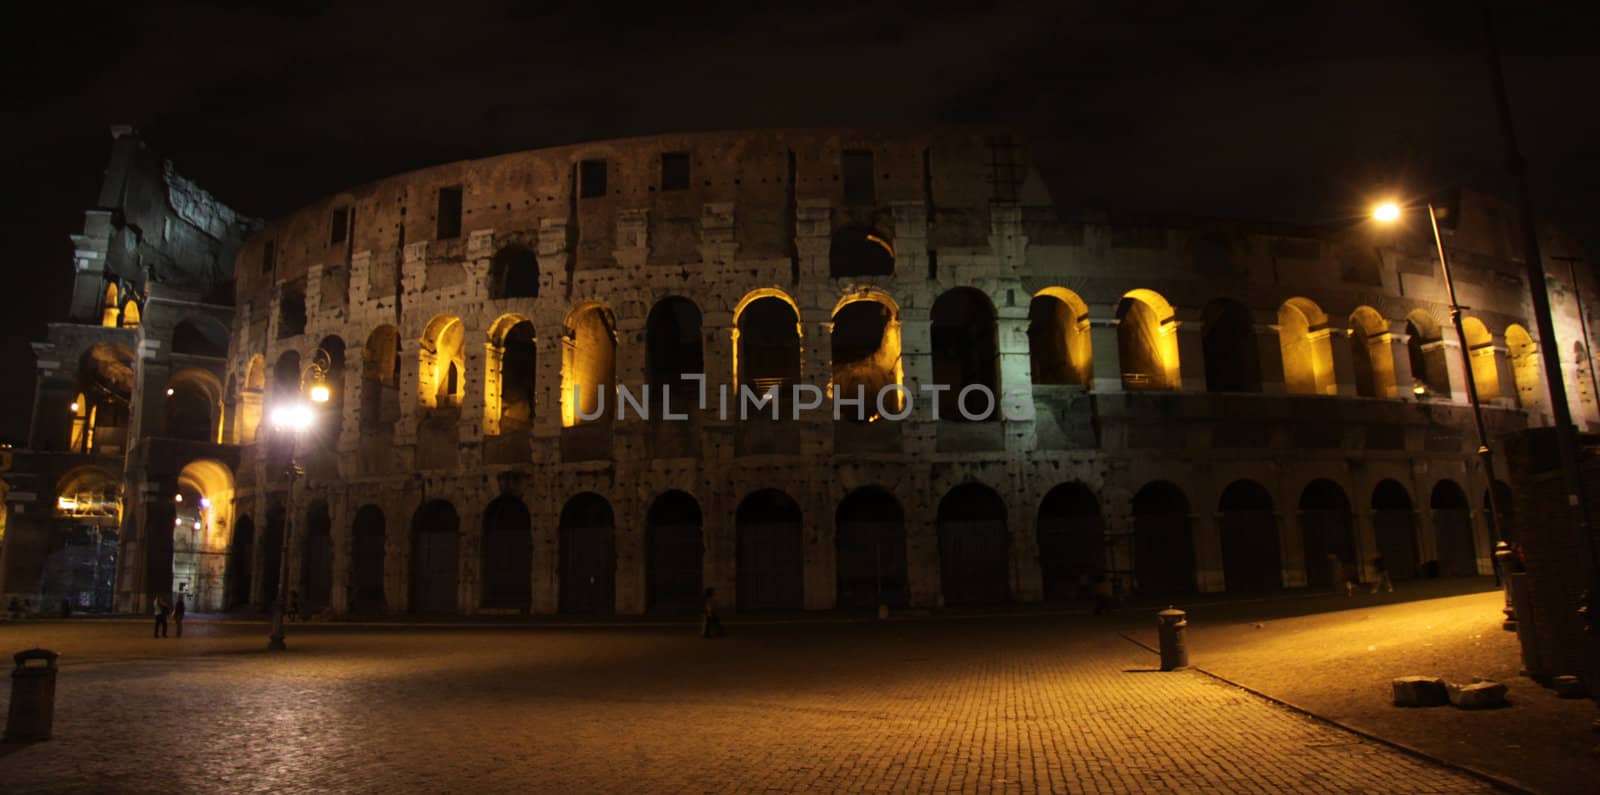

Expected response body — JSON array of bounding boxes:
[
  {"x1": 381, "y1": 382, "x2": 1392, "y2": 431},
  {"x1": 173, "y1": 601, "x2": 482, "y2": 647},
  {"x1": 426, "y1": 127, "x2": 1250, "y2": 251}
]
[
  {"x1": 165, "y1": 369, "x2": 222, "y2": 442},
  {"x1": 558, "y1": 493, "x2": 616, "y2": 615},
  {"x1": 1028, "y1": 288, "x2": 1092, "y2": 386},
  {"x1": 937, "y1": 482, "x2": 1009, "y2": 605},
  {"x1": 313, "y1": 335, "x2": 347, "y2": 419},
  {"x1": 1372, "y1": 479, "x2": 1418, "y2": 579},
  {"x1": 488, "y1": 244, "x2": 539, "y2": 299},
  {"x1": 835, "y1": 487, "x2": 908, "y2": 609},
  {"x1": 1117, "y1": 289, "x2": 1180, "y2": 390},
  {"x1": 1485, "y1": 480, "x2": 1515, "y2": 544},
  {"x1": 273, "y1": 351, "x2": 302, "y2": 400},
  {"x1": 228, "y1": 515, "x2": 254, "y2": 609},
  {"x1": 302, "y1": 499, "x2": 333, "y2": 612},
  {"x1": 239, "y1": 356, "x2": 266, "y2": 442},
  {"x1": 481, "y1": 495, "x2": 533, "y2": 610},
  {"x1": 930, "y1": 288, "x2": 999, "y2": 420},
  {"x1": 121, "y1": 300, "x2": 141, "y2": 329},
  {"x1": 646, "y1": 297, "x2": 704, "y2": 399},
  {"x1": 1430, "y1": 480, "x2": 1476, "y2": 577},
  {"x1": 351, "y1": 505, "x2": 386, "y2": 613},
  {"x1": 419, "y1": 315, "x2": 466, "y2": 409},
  {"x1": 736, "y1": 489, "x2": 804, "y2": 611},
  {"x1": 361, "y1": 326, "x2": 401, "y2": 431},
  {"x1": 409, "y1": 500, "x2": 459, "y2": 614},
  {"x1": 1037, "y1": 482, "x2": 1104, "y2": 602},
  {"x1": 1460, "y1": 317, "x2": 1501, "y2": 401},
  {"x1": 47, "y1": 467, "x2": 122, "y2": 612},
  {"x1": 277, "y1": 285, "x2": 307, "y2": 339},
  {"x1": 647, "y1": 490, "x2": 704, "y2": 614},
  {"x1": 734, "y1": 293, "x2": 800, "y2": 411},
  {"x1": 829, "y1": 226, "x2": 895, "y2": 278},
  {"x1": 831, "y1": 297, "x2": 902, "y2": 421},
  {"x1": 76, "y1": 343, "x2": 134, "y2": 455},
  {"x1": 1349, "y1": 307, "x2": 1396, "y2": 398},
  {"x1": 102, "y1": 282, "x2": 120, "y2": 327},
  {"x1": 1299, "y1": 479, "x2": 1356, "y2": 589},
  {"x1": 1406, "y1": 311, "x2": 1451, "y2": 397},
  {"x1": 171, "y1": 317, "x2": 231, "y2": 358},
  {"x1": 1203, "y1": 298, "x2": 1261, "y2": 393},
  {"x1": 562, "y1": 304, "x2": 617, "y2": 426},
  {"x1": 68, "y1": 393, "x2": 91, "y2": 453},
  {"x1": 173, "y1": 459, "x2": 235, "y2": 611},
  {"x1": 486, "y1": 316, "x2": 537, "y2": 435},
  {"x1": 1505, "y1": 324, "x2": 1542, "y2": 415},
  {"x1": 1277, "y1": 298, "x2": 1335, "y2": 396},
  {"x1": 1132, "y1": 481, "x2": 1194, "y2": 596},
  {"x1": 1218, "y1": 480, "x2": 1280, "y2": 592}
]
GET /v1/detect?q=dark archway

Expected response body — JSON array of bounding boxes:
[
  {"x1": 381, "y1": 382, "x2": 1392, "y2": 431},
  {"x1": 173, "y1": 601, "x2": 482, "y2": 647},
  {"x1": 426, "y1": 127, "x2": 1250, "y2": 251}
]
[
  {"x1": 1218, "y1": 480, "x2": 1280, "y2": 592},
  {"x1": 361, "y1": 326, "x2": 401, "y2": 431},
  {"x1": 736, "y1": 297, "x2": 800, "y2": 401},
  {"x1": 647, "y1": 490, "x2": 703, "y2": 614},
  {"x1": 646, "y1": 297, "x2": 704, "y2": 398},
  {"x1": 930, "y1": 288, "x2": 999, "y2": 420},
  {"x1": 277, "y1": 285, "x2": 307, "y2": 338},
  {"x1": 835, "y1": 487, "x2": 909, "y2": 609},
  {"x1": 409, "y1": 500, "x2": 459, "y2": 614},
  {"x1": 1372, "y1": 480, "x2": 1419, "y2": 579},
  {"x1": 937, "y1": 483, "x2": 1009, "y2": 605},
  {"x1": 736, "y1": 489, "x2": 804, "y2": 611},
  {"x1": 482, "y1": 495, "x2": 533, "y2": 610},
  {"x1": 227, "y1": 515, "x2": 254, "y2": 609},
  {"x1": 351, "y1": 505, "x2": 386, "y2": 613},
  {"x1": 1132, "y1": 481, "x2": 1194, "y2": 596},
  {"x1": 559, "y1": 493, "x2": 616, "y2": 615},
  {"x1": 1203, "y1": 298, "x2": 1262, "y2": 393},
  {"x1": 1028, "y1": 291, "x2": 1092, "y2": 386},
  {"x1": 1431, "y1": 480, "x2": 1477, "y2": 577},
  {"x1": 273, "y1": 351, "x2": 301, "y2": 398},
  {"x1": 1037, "y1": 482, "x2": 1104, "y2": 602},
  {"x1": 497, "y1": 320, "x2": 537, "y2": 433},
  {"x1": 165, "y1": 378, "x2": 216, "y2": 441},
  {"x1": 489, "y1": 244, "x2": 539, "y2": 298},
  {"x1": 171, "y1": 317, "x2": 230, "y2": 358},
  {"x1": 831, "y1": 300, "x2": 899, "y2": 422},
  {"x1": 829, "y1": 226, "x2": 895, "y2": 277},
  {"x1": 1299, "y1": 480, "x2": 1356, "y2": 589},
  {"x1": 302, "y1": 499, "x2": 333, "y2": 611}
]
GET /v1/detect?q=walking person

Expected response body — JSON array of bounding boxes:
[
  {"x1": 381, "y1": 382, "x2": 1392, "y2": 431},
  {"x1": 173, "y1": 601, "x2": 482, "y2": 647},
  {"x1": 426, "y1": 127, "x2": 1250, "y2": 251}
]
[
  {"x1": 173, "y1": 594, "x2": 186, "y2": 638},
  {"x1": 1370, "y1": 555, "x2": 1394, "y2": 594},
  {"x1": 153, "y1": 597, "x2": 170, "y2": 638},
  {"x1": 701, "y1": 587, "x2": 724, "y2": 639}
]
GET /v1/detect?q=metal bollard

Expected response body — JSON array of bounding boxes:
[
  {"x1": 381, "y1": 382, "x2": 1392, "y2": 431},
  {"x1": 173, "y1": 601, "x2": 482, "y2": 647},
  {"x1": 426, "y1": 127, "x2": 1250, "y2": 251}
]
[
  {"x1": 5, "y1": 648, "x2": 60, "y2": 743},
  {"x1": 1156, "y1": 607, "x2": 1188, "y2": 671}
]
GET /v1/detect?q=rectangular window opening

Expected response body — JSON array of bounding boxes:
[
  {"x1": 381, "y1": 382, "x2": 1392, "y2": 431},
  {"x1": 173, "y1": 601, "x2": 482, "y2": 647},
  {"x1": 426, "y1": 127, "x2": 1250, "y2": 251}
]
[
  {"x1": 437, "y1": 186, "x2": 463, "y2": 240},
  {"x1": 261, "y1": 240, "x2": 275, "y2": 274},
  {"x1": 843, "y1": 150, "x2": 875, "y2": 205},
  {"x1": 579, "y1": 159, "x2": 608, "y2": 198},
  {"x1": 330, "y1": 206, "x2": 350, "y2": 244},
  {"x1": 660, "y1": 152, "x2": 690, "y2": 191}
]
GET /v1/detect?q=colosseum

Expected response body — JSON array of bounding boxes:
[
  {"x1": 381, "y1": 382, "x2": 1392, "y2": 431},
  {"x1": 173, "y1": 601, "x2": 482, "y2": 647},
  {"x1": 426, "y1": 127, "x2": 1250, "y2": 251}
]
[{"x1": 3, "y1": 126, "x2": 1595, "y2": 618}]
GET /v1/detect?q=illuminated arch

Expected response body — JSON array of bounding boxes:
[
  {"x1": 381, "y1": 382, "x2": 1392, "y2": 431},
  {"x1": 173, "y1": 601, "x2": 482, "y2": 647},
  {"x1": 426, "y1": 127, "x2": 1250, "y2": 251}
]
[
  {"x1": 1460, "y1": 317, "x2": 1500, "y2": 401},
  {"x1": 165, "y1": 368, "x2": 225, "y2": 442},
  {"x1": 734, "y1": 291, "x2": 801, "y2": 402},
  {"x1": 54, "y1": 466, "x2": 121, "y2": 523},
  {"x1": 831, "y1": 292, "x2": 903, "y2": 420},
  {"x1": 1348, "y1": 306, "x2": 1396, "y2": 397},
  {"x1": 102, "y1": 283, "x2": 120, "y2": 327},
  {"x1": 1029, "y1": 287, "x2": 1092, "y2": 386},
  {"x1": 1405, "y1": 309, "x2": 1450, "y2": 397},
  {"x1": 418, "y1": 314, "x2": 465, "y2": 409},
  {"x1": 1277, "y1": 297, "x2": 1335, "y2": 396},
  {"x1": 362, "y1": 325, "x2": 401, "y2": 431},
  {"x1": 561, "y1": 302, "x2": 617, "y2": 426},
  {"x1": 485, "y1": 313, "x2": 536, "y2": 435},
  {"x1": 1116, "y1": 288, "x2": 1179, "y2": 390},
  {"x1": 1505, "y1": 324, "x2": 1543, "y2": 415},
  {"x1": 176, "y1": 459, "x2": 236, "y2": 555},
  {"x1": 121, "y1": 300, "x2": 141, "y2": 329}
]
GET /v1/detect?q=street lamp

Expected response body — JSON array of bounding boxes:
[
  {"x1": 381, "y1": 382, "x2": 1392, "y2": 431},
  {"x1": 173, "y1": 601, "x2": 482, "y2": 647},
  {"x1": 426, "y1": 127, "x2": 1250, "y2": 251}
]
[
  {"x1": 1373, "y1": 199, "x2": 1504, "y2": 582},
  {"x1": 265, "y1": 365, "x2": 330, "y2": 652}
]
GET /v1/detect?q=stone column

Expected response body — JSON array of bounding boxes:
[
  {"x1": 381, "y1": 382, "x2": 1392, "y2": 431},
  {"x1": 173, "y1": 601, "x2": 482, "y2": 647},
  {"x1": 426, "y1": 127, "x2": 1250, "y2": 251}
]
[
  {"x1": 458, "y1": 501, "x2": 483, "y2": 616},
  {"x1": 1438, "y1": 331, "x2": 1470, "y2": 405},
  {"x1": 997, "y1": 302, "x2": 1036, "y2": 449},
  {"x1": 1254, "y1": 320, "x2": 1287, "y2": 395},
  {"x1": 1386, "y1": 321, "x2": 1415, "y2": 398},
  {"x1": 1492, "y1": 339, "x2": 1517, "y2": 409},
  {"x1": 1323, "y1": 327, "x2": 1357, "y2": 397},
  {"x1": 1010, "y1": 496, "x2": 1042, "y2": 602},
  {"x1": 329, "y1": 493, "x2": 352, "y2": 616},
  {"x1": 1174, "y1": 310, "x2": 1206, "y2": 392},
  {"x1": 1193, "y1": 511, "x2": 1225, "y2": 593},
  {"x1": 1277, "y1": 510, "x2": 1305, "y2": 588},
  {"x1": 1087, "y1": 307, "x2": 1123, "y2": 393}
]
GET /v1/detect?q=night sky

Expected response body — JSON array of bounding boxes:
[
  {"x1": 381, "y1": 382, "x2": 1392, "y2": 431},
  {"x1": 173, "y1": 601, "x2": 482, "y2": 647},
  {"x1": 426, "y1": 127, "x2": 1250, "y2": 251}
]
[{"x1": 3, "y1": 1, "x2": 1595, "y2": 444}]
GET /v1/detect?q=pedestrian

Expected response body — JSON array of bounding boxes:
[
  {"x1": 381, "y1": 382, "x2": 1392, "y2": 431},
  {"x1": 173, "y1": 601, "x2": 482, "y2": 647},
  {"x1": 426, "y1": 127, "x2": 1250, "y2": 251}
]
[
  {"x1": 1370, "y1": 555, "x2": 1393, "y2": 594},
  {"x1": 174, "y1": 594, "x2": 186, "y2": 637},
  {"x1": 153, "y1": 597, "x2": 170, "y2": 638},
  {"x1": 701, "y1": 587, "x2": 724, "y2": 638},
  {"x1": 1092, "y1": 574, "x2": 1113, "y2": 615}
]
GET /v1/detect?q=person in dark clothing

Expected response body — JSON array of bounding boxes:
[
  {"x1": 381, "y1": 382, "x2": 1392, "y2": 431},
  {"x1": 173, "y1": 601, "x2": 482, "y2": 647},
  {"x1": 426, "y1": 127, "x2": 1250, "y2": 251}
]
[
  {"x1": 173, "y1": 595, "x2": 186, "y2": 637},
  {"x1": 153, "y1": 598, "x2": 171, "y2": 638},
  {"x1": 1092, "y1": 574, "x2": 1113, "y2": 615},
  {"x1": 701, "y1": 587, "x2": 724, "y2": 638}
]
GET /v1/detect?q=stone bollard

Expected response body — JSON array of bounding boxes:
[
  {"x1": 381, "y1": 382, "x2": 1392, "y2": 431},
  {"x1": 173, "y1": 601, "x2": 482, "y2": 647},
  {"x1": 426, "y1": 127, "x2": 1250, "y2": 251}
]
[
  {"x1": 5, "y1": 648, "x2": 60, "y2": 743},
  {"x1": 1157, "y1": 606, "x2": 1188, "y2": 671}
]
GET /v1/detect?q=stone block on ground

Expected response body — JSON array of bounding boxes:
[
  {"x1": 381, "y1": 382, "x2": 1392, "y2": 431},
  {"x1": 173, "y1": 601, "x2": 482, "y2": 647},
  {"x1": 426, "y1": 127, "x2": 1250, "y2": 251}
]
[
  {"x1": 1554, "y1": 675, "x2": 1587, "y2": 699},
  {"x1": 1447, "y1": 678, "x2": 1508, "y2": 709},
  {"x1": 1392, "y1": 676, "x2": 1448, "y2": 707}
]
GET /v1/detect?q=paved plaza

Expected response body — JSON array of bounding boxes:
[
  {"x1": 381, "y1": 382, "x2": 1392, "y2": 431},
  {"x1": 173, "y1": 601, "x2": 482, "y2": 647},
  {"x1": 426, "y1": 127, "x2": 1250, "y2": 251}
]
[{"x1": 0, "y1": 609, "x2": 1500, "y2": 793}]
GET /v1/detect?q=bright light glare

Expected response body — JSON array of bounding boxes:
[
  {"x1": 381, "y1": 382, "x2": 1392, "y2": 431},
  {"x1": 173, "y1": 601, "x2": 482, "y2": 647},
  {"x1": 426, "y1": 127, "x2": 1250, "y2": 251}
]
[
  {"x1": 69, "y1": 402, "x2": 79, "y2": 412},
  {"x1": 1412, "y1": 383, "x2": 1428, "y2": 396},
  {"x1": 310, "y1": 383, "x2": 331, "y2": 404},
  {"x1": 193, "y1": 521, "x2": 202, "y2": 530},
  {"x1": 174, "y1": 494, "x2": 183, "y2": 503},
  {"x1": 270, "y1": 402, "x2": 314, "y2": 432},
  {"x1": 1373, "y1": 202, "x2": 1401, "y2": 223},
  {"x1": 200, "y1": 498, "x2": 211, "y2": 508},
  {"x1": 166, "y1": 388, "x2": 175, "y2": 396}
]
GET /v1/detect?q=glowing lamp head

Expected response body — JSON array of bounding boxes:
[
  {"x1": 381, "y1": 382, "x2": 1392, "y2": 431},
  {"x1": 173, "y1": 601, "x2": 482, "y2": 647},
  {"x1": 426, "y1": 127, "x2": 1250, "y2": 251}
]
[
  {"x1": 1373, "y1": 202, "x2": 1401, "y2": 223},
  {"x1": 166, "y1": 387, "x2": 175, "y2": 396},
  {"x1": 193, "y1": 521, "x2": 202, "y2": 530},
  {"x1": 270, "y1": 402, "x2": 314, "y2": 433},
  {"x1": 309, "y1": 383, "x2": 332, "y2": 404},
  {"x1": 199, "y1": 497, "x2": 210, "y2": 508},
  {"x1": 69, "y1": 401, "x2": 79, "y2": 413},
  {"x1": 174, "y1": 494, "x2": 183, "y2": 503},
  {"x1": 1412, "y1": 383, "x2": 1428, "y2": 397}
]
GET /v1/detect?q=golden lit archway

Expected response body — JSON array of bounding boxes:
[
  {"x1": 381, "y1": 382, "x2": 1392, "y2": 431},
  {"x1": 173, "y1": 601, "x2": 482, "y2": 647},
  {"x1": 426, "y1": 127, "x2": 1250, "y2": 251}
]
[
  {"x1": 1460, "y1": 317, "x2": 1500, "y2": 401},
  {"x1": 418, "y1": 315, "x2": 466, "y2": 409},
  {"x1": 1348, "y1": 306, "x2": 1396, "y2": 398},
  {"x1": 1277, "y1": 297, "x2": 1335, "y2": 395},
  {"x1": 1029, "y1": 287, "x2": 1092, "y2": 386},
  {"x1": 1116, "y1": 289, "x2": 1179, "y2": 390},
  {"x1": 831, "y1": 291, "x2": 904, "y2": 420},
  {"x1": 485, "y1": 313, "x2": 537, "y2": 435},
  {"x1": 175, "y1": 458, "x2": 237, "y2": 612},
  {"x1": 561, "y1": 302, "x2": 616, "y2": 427},
  {"x1": 1505, "y1": 324, "x2": 1542, "y2": 415}
]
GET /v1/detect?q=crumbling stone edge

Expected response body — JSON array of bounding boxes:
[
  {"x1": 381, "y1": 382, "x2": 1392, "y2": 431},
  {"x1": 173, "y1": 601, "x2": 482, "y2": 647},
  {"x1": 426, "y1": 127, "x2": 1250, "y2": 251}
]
[{"x1": 1117, "y1": 633, "x2": 1534, "y2": 795}]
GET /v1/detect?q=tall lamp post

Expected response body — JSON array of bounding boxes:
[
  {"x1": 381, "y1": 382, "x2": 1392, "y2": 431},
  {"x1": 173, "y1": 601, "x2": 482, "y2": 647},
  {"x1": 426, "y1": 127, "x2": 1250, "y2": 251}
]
[
  {"x1": 266, "y1": 363, "x2": 330, "y2": 652},
  {"x1": 1373, "y1": 200, "x2": 1504, "y2": 576}
]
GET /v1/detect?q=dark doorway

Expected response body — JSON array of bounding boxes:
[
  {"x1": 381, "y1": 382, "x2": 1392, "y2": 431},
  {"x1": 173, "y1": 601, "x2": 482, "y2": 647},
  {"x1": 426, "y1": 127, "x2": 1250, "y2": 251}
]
[
  {"x1": 227, "y1": 515, "x2": 254, "y2": 609},
  {"x1": 647, "y1": 490, "x2": 703, "y2": 614},
  {"x1": 302, "y1": 500, "x2": 333, "y2": 611},
  {"x1": 1037, "y1": 482, "x2": 1104, "y2": 602},
  {"x1": 559, "y1": 493, "x2": 616, "y2": 615},
  {"x1": 930, "y1": 288, "x2": 999, "y2": 420},
  {"x1": 646, "y1": 298, "x2": 704, "y2": 397},
  {"x1": 1298, "y1": 480, "x2": 1356, "y2": 589},
  {"x1": 737, "y1": 298, "x2": 800, "y2": 401},
  {"x1": 1132, "y1": 481, "x2": 1194, "y2": 596},
  {"x1": 1203, "y1": 298, "x2": 1262, "y2": 393},
  {"x1": 482, "y1": 495, "x2": 533, "y2": 610},
  {"x1": 351, "y1": 505, "x2": 386, "y2": 613},
  {"x1": 736, "y1": 489, "x2": 804, "y2": 611},
  {"x1": 1431, "y1": 480, "x2": 1477, "y2": 577},
  {"x1": 1372, "y1": 480, "x2": 1419, "y2": 579},
  {"x1": 489, "y1": 245, "x2": 539, "y2": 299},
  {"x1": 409, "y1": 500, "x2": 459, "y2": 614},
  {"x1": 1219, "y1": 480, "x2": 1280, "y2": 592},
  {"x1": 937, "y1": 483, "x2": 1009, "y2": 606},
  {"x1": 835, "y1": 487, "x2": 909, "y2": 609}
]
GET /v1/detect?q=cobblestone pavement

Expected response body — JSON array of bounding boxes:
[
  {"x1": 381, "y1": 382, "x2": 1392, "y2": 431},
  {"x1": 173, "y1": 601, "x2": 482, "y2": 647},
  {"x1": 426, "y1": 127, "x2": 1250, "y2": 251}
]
[{"x1": 0, "y1": 616, "x2": 1499, "y2": 794}]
